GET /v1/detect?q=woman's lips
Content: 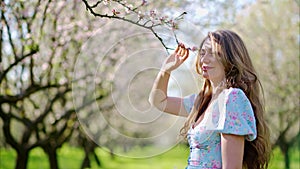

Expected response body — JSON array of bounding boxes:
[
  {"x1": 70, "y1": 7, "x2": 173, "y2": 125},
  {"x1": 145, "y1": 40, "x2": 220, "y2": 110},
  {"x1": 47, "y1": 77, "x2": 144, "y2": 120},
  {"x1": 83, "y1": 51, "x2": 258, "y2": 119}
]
[{"x1": 202, "y1": 66, "x2": 212, "y2": 71}]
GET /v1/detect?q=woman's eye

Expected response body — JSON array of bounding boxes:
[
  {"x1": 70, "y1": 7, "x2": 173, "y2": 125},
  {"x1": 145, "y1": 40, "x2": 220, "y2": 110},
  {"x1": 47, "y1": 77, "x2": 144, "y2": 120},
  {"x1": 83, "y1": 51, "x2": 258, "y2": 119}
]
[{"x1": 200, "y1": 50, "x2": 213, "y2": 56}]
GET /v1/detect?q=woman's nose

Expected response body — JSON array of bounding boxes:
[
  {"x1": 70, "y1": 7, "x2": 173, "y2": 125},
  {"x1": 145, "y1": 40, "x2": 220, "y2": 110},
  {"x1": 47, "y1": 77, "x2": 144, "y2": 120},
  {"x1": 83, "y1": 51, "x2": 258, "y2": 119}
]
[{"x1": 200, "y1": 54, "x2": 210, "y2": 64}]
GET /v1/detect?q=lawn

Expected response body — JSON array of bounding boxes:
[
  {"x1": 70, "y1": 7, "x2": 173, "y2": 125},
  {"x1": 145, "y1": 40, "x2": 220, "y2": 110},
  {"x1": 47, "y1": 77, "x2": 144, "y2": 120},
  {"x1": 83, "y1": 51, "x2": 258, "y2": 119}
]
[{"x1": 0, "y1": 144, "x2": 299, "y2": 169}]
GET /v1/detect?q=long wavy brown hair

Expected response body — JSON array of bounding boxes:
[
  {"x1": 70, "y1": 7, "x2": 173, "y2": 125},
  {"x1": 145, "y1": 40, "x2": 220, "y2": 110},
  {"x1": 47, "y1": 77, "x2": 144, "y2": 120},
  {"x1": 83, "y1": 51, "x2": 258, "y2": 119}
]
[{"x1": 180, "y1": 30, "x2": 271, "y2": 169}]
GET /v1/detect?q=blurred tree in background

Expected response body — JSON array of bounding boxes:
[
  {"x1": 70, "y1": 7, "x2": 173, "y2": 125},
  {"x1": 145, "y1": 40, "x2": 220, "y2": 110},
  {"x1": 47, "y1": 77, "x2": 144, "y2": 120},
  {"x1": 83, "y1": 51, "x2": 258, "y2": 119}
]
[
  {"x1": 0, "y1": 0, "x2": 109, "y2": 168},
  {"x1": 0, "y1": 0, "x2": 299, "y2": 169},
  {"x1": 234, "y1": 1, "x2": 299, "y2": 168}
]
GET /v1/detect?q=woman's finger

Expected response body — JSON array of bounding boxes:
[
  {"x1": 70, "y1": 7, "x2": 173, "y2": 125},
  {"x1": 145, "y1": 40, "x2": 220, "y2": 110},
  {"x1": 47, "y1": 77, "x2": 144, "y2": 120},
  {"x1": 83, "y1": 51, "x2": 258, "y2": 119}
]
[
  {"x1": 180, "y1": 46, "x2": 185, "y2": 56},
  {"x1": 175, "y1": 44, "x2": 180, "y2": 54},
  {"x1": 179, "y1": 48, "x2": 189, "y2": 62},
  {"x1": 176, "y1": 47, "x2": 182, "y2": 55},
  {"x1": 175, "y1": 43, "x2": 189, "y2": 62},
  {"x1": 180, "y1": 48, "x2": 186, "y2": 57},
  {"x1": 182, "y1": 48, "x2": 189, "y2": 61},
  {"x1": 181, "y1": 43, "x2": 186, "y2": 49},
  {"x1": 174, "y1": 51, "x2": 180, "y2": 63}
]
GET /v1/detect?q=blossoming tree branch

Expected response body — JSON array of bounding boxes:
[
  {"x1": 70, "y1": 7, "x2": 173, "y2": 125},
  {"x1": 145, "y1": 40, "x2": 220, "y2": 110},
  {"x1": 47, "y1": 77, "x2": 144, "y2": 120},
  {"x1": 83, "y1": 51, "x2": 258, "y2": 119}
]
[{"x1": 81, "y1": 0, "x2": 197, "y2": 52}]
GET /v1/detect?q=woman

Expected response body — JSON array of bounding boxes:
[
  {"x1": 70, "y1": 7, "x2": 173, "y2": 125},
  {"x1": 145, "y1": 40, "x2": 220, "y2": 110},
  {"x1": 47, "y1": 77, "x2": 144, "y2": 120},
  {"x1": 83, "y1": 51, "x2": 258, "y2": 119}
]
[{"x1": 149, "y1": 30, "x2": 271, "y2": 169}]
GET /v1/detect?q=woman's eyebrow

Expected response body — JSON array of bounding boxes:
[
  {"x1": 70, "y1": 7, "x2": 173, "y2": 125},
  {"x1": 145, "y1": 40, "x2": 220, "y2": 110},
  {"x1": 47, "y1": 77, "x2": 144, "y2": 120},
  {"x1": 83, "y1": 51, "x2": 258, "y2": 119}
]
[{"x1": 201, "y1": 47, "x2": 212, "y2": 51}]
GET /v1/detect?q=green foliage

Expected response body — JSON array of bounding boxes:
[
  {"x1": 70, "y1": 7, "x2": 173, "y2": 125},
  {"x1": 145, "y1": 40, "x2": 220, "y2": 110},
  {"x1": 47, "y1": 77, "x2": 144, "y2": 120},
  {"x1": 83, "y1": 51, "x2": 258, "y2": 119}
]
[
  {"x1": 24, "y1": 43, "x2": 39, "y2": 53},
  {"x1": 269, "y1": 147, "x2": 300, "y2": 169},
  {"x1": 0, "y1": 144, "x2": 299, "y2": 169}
]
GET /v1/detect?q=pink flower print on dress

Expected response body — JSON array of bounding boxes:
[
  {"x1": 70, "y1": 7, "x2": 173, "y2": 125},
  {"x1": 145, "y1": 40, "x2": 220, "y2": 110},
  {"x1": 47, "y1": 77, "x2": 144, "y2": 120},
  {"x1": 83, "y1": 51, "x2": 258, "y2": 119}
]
[
  {"x1": 232, "y1": 115, "x2": 238, "y2": 120},
  {"x1": 215, "y1": 142, "x2": 221, "y2": 152},
  {"x1": 211, "y1": 160, "x2": 221, "y2": 168},
  {"x1": 248, "y1": 114, "x2": 254, "y2": 122}
]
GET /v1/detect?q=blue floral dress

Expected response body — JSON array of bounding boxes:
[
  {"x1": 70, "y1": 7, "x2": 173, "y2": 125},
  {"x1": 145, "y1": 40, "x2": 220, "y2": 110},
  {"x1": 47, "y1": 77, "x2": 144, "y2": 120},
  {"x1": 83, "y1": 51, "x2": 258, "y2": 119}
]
[{"x1": 183, "y1": 88, "x2": 257, "y2": 169}]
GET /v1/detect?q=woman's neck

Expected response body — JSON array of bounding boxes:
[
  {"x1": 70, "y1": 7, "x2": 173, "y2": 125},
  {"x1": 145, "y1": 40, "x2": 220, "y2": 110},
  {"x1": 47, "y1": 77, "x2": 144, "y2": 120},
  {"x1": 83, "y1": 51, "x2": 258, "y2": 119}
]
[{"x1": 210, "y1": 79, "x2": 225, "y2": 96}]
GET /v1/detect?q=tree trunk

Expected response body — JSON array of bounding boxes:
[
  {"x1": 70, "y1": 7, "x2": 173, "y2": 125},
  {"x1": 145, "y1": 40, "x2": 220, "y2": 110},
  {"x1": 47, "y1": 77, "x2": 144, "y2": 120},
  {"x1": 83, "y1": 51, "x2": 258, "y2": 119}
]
[
  {"x1": 93, "y1": 151, "x2": 101, "y2": 166},
  {"x1": 44, "y1": 146, "x2": 59, "y2": 169},
  {"x1": 279, "y1": 143, "x2": 290, "y2": 169},
  {"x1": 283, "y1": 146, "x2": 290, "y2": 169},
  {"x1": 15, "y1": 149, "x2": 29, "y2": 169},
  {"x1": 80, "y1": 148, "x2": 101, "y2": 169},
  {"x1": 109, "y1": 148, "x2": 115, "y2": 160},
  {"x1": 80, "y1": 153, "x2": 91, "y2": 169}
]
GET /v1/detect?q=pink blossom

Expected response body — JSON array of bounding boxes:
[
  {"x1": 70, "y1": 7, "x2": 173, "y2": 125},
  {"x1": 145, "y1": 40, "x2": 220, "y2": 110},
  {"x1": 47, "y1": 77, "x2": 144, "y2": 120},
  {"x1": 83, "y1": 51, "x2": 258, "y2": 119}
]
[
  {"x1": 141, "y1": 0, "x2": 147, "y2": 6},
  {"x1": 112, "y1": 9, "x2": 120, "y2": 15}
]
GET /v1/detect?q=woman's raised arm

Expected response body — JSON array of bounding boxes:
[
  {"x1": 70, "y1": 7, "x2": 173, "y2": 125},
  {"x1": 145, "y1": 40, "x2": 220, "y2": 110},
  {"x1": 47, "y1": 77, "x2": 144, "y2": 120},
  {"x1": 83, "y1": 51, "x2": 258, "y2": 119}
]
[{"x1": 148, "y1": 43, "x2": 190, "y2": 117}]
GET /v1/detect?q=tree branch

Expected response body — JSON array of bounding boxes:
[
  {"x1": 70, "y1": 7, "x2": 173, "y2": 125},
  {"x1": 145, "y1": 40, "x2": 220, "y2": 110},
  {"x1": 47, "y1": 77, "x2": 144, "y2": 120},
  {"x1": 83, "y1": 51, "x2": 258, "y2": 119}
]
[
  {"x1": 0, "y1": 19, "x2": 2, "y2": 64},
  {"x1": 81, "y1": 0, "x2": 172, "y2": 53},
  {"x1": 27, "y1": 0, "x2": 42, "y2": 33},
  {"x1": 33, "y1": 87, "x2": 71, "y2": 125},
  {"x1": 0, "y1": 83, "x2": 63, "y2": 104},
  {"x1": 90, "y1": 0, "x2": 103, "y2": 8},
  {"x1": 0, "y1": 107, "x2": 20, "y2": 150},
  {"x1": 0, "y1": 49, "x2": 38, "y2": 83},
  {"x1": 39, "y1": 0, "x2": 52, "y2": 39},
  {"x1": 22, "y1": 87, "x2": 70, "y2": 144},
  {"x1": 1, "y1": 10, "x2": 17, "y2": 59}
]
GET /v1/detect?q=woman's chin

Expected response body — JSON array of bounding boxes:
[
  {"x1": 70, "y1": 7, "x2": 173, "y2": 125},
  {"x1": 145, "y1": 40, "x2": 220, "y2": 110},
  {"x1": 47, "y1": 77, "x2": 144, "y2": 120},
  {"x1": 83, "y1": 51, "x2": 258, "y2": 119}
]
[{"x1": 202, "y1": 73, "x2": 209, "y2": 79}]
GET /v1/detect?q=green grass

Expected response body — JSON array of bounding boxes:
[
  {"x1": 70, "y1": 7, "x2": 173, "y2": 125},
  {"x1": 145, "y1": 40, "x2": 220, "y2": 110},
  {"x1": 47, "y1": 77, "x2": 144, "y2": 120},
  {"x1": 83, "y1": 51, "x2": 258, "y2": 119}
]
[
  {"x1": 268, "y1": 148, "x2": 300, "y2": 169},
  {"x1": 0, "y1": 144, "x2": 299, "y2": 169}
]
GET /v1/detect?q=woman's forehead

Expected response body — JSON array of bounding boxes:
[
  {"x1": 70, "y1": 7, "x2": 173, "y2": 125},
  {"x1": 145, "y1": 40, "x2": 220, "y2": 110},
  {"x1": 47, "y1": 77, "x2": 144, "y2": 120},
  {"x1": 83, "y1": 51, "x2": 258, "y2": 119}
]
[{"x1": 201, "y1": 39, "x2": 212, "y2": 50}]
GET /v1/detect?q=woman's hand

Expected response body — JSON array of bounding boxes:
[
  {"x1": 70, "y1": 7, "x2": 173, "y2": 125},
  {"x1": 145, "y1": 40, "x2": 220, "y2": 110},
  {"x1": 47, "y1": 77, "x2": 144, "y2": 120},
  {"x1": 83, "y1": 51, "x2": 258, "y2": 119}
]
[
  {"x1": 161, "y1": 43, "x2": 189, "y2": 73},
  {"x1": 149, "y1": 43, "x2": 190, "y2": 117}
]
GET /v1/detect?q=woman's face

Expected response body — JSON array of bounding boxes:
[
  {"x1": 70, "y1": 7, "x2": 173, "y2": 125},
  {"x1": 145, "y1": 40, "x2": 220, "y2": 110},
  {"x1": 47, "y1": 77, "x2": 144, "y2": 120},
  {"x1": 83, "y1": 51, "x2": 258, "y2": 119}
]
[{"x1": 199, "y1": 39, "x2": 226, "y2": 84}]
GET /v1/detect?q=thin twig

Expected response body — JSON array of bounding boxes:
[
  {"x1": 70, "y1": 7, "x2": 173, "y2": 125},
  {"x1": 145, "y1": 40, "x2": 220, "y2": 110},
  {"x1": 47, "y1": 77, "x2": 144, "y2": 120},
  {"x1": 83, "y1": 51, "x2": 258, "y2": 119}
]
[
  {"x1": 0, "y1": 50, "x2": 38, "y2": 83},
  {"x1": 91, "y1": 0, "x2": 103, "y2": 8},
  {"x1": 81, "y1": 0, "x2": 171, "y2": 53},
  {"x1": 1, "y1": 12, "x2": 17, "y2": 59}
]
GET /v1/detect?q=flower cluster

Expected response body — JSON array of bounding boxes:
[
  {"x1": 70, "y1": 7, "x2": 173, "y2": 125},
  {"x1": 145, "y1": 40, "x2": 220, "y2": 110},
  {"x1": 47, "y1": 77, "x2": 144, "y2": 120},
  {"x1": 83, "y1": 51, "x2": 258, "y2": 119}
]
[
  {"x1": 84, "y1": 0, "x2": 190, "y2": 51},
  {"x1": 103, "y1": 0, "x2": 111, "y2": 6},
  {"x1": 103, "y1": 0, "x2": 182, "y2": 30}
]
